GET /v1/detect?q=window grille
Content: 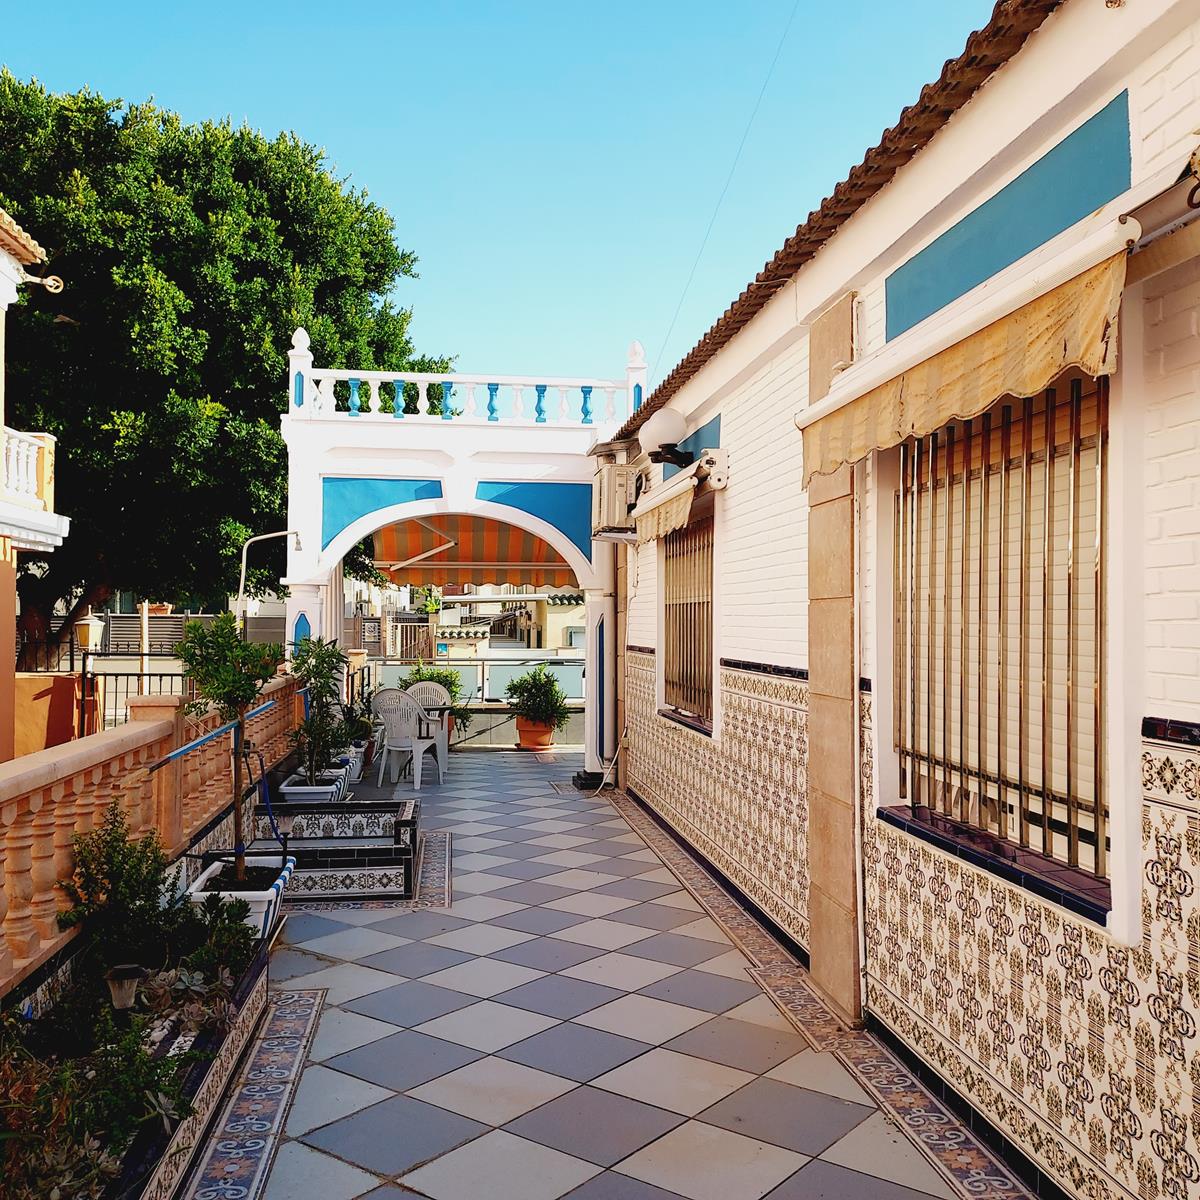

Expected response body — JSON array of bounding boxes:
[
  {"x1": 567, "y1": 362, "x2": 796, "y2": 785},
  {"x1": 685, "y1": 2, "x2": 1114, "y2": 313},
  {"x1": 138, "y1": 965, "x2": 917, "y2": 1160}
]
[
  {"x1": 664, "y1": 515, "x2": 714, "y2": 725},
  {"x1": 893, "y1": 377, "x2": 1107, "y2": 876}
]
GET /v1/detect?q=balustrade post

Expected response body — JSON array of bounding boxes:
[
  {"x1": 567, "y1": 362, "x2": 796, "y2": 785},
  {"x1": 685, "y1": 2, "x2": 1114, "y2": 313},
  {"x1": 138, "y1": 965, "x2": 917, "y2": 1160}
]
[
  {"x1": 4, "y1": 801, "x2": 38, "y2": 961},
  {"x1": 288, "y1": 328, "x2": 314, "y2": 416},
  {"x1": 0, "y1": 804, "x2": 12, "y2": 975},
  {"x1": 128, "y1": 694, "x2": 186, "y2": 847},
  {"x1": 29, "y1": 790, "x2": 59, "y2": 942},
  {"x1": 625, "y1": 340, "x2": 647, "y2": 417},
  {"x1": 51, "y1": 777, "x2": 79, "y2": 922}
]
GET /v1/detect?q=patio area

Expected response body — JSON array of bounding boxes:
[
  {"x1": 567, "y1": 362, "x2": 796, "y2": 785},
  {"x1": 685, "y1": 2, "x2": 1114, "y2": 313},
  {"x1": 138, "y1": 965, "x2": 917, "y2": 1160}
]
[{"x1": 240, "y1": 751, "x2": 983, "y2": 1200}]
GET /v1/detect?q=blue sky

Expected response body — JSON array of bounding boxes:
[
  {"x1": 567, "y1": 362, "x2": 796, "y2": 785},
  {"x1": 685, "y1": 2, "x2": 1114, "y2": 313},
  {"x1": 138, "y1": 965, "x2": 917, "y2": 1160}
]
[{"x1": 4, "y1": 1, "x2": 996, "y2": 385}]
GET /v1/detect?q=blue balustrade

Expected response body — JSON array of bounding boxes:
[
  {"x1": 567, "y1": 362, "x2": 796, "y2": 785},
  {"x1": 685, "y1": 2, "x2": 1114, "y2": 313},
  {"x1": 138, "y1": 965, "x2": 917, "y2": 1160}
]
[
  {"x1": 633, "y1": 383, "x2": 643, "y2": 411},
  {"x1": 392, "y1": 379, "x2": 405, "y2": 417},
  {"x1": 293, "y1": 371, "x2": 304, "y2": 408},
  {"x1": 535, "y1": 384, "x2": 547, "y2": 424},
  {"x1": 348, "y1": 378, "x2": 361, "y2": 415},
  {"x1": 441, "y1": 381, "x2": 454, "y2": 420},
  {"x1": 487, "y1": 383, "x2": 500, "y2": 422},
  {"x1": 581, "y1": 385, "x2": 593, "y2": 425}
]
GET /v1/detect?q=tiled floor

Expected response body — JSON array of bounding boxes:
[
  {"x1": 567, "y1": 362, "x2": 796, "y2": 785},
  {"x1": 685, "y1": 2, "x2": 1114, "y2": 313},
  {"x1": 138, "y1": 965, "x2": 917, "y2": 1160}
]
[{"x1": 266, "y1": 751, "x2": 959, "y2": 1200}]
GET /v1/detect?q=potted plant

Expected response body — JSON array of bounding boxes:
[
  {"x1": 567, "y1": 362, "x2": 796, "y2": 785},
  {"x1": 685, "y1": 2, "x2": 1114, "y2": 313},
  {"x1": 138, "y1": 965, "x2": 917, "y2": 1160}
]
[
  {"x1": 505, "y1": 663, "x2": 571, "y2": 750},
  {"x1": 281, "y1": 635, "x2": 352, "y2": 801},
  {"x1": 339, "y1": 685, "x2": 377, "y2": 779},
  {"x1": 176, "y1": 613, "x2": 291, "y2": 922},
  {"x1": 396, "y1": 662, "x2": 473, "y2": 736}
]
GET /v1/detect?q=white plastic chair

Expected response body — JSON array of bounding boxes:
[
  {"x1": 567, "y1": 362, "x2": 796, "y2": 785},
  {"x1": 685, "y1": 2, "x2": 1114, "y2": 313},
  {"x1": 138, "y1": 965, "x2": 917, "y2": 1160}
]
[
  {"x1": 370, "y1": 686, "x2": 399, "y2": 747},
  {"x1": 406, "y1": 681, "x2": 452, "y2": 774},
  {"x1": 374, "y1": 689, "x2": 443, "y2": 789}
]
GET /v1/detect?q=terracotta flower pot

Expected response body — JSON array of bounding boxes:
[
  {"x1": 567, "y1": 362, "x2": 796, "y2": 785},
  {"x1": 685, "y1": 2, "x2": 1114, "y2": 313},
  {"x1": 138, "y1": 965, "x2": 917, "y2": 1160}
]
[{"x1": 515, "y1": 716, "x2": 555, "y2": 750}]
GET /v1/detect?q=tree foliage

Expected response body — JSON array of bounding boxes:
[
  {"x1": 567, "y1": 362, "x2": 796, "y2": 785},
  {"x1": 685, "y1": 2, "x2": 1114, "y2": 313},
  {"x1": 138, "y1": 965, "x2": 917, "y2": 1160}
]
[{"x1": 0, "y1": 71, "x2": 449, "y2": 631}]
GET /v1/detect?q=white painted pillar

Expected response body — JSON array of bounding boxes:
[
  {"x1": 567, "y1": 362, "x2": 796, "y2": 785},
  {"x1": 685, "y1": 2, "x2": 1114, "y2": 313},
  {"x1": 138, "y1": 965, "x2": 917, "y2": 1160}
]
[
  {"x1": 625, "y1": 340, "x2": 647, "y2": 420},
  {"x1": 583, "y1": 539, "x2": 617, "y2": 776},
  {"x1": 284, "y1": 583, "x2": 323, "y2": 656}
]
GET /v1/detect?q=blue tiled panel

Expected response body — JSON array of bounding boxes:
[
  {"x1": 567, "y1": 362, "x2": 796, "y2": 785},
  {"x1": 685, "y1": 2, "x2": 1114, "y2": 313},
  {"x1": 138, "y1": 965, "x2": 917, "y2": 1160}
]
[
  {"x1": 885, "y1": 92, "x2": 1131, "y2": 340},
  {"x1": 321, "y1": 477, "x2": 442, "y2": 549}
]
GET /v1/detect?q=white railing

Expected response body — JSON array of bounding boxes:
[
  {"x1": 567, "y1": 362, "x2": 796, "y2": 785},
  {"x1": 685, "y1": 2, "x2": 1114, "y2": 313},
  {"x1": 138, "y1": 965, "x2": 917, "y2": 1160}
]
[
  {"x1": 285, "y1": 328, "x2": 646, "y2": 430},
  {"x1": 2, "y1": 427, "x2": 45, "y2": 506}
]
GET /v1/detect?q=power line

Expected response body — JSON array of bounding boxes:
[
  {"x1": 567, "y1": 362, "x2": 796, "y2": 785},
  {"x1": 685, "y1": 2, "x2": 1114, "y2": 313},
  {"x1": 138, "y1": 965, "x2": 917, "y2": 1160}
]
[{"x1": 649, "y1": 0, "x2": 802, "y2": 388}]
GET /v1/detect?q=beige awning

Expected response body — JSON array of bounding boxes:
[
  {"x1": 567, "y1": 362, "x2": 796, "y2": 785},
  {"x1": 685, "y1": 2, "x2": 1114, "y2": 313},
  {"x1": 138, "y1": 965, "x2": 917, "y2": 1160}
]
[
  {"x1": 801, "y1": 252, "x2": 1126, "y2": 484},
  {"x1": 633, "y1": 480, "x2": 696, "y2": 545}
]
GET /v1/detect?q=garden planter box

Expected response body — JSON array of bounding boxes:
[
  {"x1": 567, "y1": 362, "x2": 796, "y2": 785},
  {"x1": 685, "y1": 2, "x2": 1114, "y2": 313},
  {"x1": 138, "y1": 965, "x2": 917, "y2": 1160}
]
[
  {"x1": 187, "y1": 854, "x2": 295, "y2": 939},
  {"x1": 335, "y1": 742, "x2": 367, "y2": 782},
  {"x1": 279, "y1": 766, "x2": 351, "y2": 803},
  {"x1": 109, "y1": 944, "x2": 269, "y2": 1200}
]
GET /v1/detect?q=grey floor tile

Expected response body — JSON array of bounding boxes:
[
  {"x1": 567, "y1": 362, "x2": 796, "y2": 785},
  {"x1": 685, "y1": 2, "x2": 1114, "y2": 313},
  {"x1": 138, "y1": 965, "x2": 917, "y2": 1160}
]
[
  {"x1": 765, "y1": 1158, "x2": 950, "y2": 1200},
  {"x1": 262, "y1": 1142, "x2": 377, "y2": 1200},
  {"x1": 280, "y1": 913, "x2": 353, "y2": 944},
  {"x1": 325, "y1": 1028, "x2": 483, "y2": 1090},
  {"x1": 665, "y1": 1015, "x2": 807, "y2": 1074},
  {"x1": 614, "y1": 904, "x2": 708, "y2": 932},
  {"x1": 368, "y1": 910, "x2": 474, "y2": 939},
  {"x1": 341, "y1": 978, "x2": 478, "y2": 1025},
  {"x1": 489, "y1": 907, "x2": 592, "y2": 935},
  {"x1": 496, "y1": 975, "x2": 626, "y2": 1020},
  {"x1": 588, "y1": 858, "x2": 663, "y2": 879},
  {"x1": 593, "y1": 879, "x2": 682, "y2": 902},
  {"x1": 270, "y1": 947, "x2": 334, "y2": 981},
  {"x1": 621, "y1": 933, "x2": 730, "y2": 967},
  {"x1": 817, "y1": 1112, "x2": 958, "y2": 1198},
  {"x1": 284, "y1": 1064, "x2": 392, "y2": 1136},
  {"x1": 298, "y1": 926, "x2": 410, "y2": 961},
  {"x1": 489, "y1": 880, "x2": 579, "y2": 904},
  {"x1": 562, "y1": 1174, "x2": 689, "y2": 1200},
  {"x1": 637, "y1": 970, "x2": 762, "y2": 1013},
  {"x1": 492, "y1": 936, "x2": 608, "y2": 972},
  {"x1": 698, "y1": 1077, "x2": 872, "y2": 1155},
  {"x1": 302, "y1": 1092, "x2": 485, "y2": 1175},
  {"x1": 506, "y1": 1085, "x2": 684, "y2": 1166},
  {"x1": 359, "y1": 940, "x2": 473, "y2": 978},
  {"x1": 488, "y1": 859, "x2": 571, "y2": 880},
  {"x1": 499, "y1": 1021, "x2": 653, "y2": 1082},
  {"x1": 488, "y1": 840, "x2": 578, "y2": 860}
]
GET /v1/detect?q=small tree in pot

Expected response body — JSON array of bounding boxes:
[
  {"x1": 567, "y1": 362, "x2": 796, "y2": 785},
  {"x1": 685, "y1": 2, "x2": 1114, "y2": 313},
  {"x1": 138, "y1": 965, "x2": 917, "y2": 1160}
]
[
  {"x1": 505, "y1": 664, "x2": 571, "y2": 750},
  {"x1": 288, "y1": 636, "x2": 351, "y2": 789},
  {"x1": 176, "y1": 613, "x2": 283, "y2": 881}
]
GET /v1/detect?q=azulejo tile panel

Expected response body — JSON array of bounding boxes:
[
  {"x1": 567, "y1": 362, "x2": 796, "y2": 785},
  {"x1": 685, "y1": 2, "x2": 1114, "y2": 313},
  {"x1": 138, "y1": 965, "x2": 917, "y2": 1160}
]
[
  {"x1": 625, "y1": 651, "x2": 810, "y2": 948},
  {"x1": 861, "y1": 695, "x2": 1200, "y2": 1200}
]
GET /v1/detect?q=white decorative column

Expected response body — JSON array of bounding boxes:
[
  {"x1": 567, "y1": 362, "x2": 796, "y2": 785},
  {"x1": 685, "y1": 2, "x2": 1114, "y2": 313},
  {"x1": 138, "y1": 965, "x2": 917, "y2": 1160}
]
[
  {"x1": 284, "y1": 583, "x2": 323, "y2": 656},
  {"x1": 625, "y1": 340, "x2": 647, "y2": 419},
  {"x1": 581, "y1": 539, "x2": 617, "y2": 781}
]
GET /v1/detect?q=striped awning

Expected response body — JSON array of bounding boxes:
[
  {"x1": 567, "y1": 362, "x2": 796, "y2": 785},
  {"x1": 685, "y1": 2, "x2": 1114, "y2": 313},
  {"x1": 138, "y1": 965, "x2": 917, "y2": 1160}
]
[{"x1": 371, "y1": 514, "x2": 576, "y2": 586}]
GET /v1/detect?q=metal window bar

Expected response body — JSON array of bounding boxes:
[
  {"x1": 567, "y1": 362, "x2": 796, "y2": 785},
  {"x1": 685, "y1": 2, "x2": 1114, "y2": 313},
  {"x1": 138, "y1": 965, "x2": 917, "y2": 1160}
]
[
  {"x1": 893, "y1": 383, "x2": 1107, "y2": 876},
  {"x1": 663, "y1": 515, "x2": 714, "y2": 725}
]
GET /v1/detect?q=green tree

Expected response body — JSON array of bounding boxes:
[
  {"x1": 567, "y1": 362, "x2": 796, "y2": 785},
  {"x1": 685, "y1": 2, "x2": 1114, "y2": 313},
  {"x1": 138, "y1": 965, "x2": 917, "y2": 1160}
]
[{"x1": 0, "y1": 71, "x2": 449, "y2": 641}]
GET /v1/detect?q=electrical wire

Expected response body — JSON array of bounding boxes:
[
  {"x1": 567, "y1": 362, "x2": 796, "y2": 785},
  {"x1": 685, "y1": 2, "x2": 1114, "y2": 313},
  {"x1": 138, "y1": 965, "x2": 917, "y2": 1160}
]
[{"x1": 648, "y1": 0, "x2": 802, "y2": 387}]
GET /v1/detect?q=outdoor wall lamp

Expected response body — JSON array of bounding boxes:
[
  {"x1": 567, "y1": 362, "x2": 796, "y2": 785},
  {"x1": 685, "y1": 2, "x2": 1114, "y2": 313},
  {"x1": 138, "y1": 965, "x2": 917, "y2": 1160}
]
[
  {"x1": 237, "y1": 530, "x2": 303, "y2": 632},
  {"x1": 638, "y1": 408, "x2": 694, "y2": 468}
]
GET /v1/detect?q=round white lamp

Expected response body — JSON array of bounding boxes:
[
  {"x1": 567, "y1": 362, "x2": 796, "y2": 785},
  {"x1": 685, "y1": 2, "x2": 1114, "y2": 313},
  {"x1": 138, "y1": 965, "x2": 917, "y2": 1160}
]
[{"x1": 638, "y1": 408, "x2": 692, "y2": 467}]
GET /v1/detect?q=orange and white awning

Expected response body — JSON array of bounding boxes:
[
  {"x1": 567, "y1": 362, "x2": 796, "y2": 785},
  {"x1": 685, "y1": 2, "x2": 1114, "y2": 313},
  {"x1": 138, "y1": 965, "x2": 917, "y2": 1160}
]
[{"x1": 371, "y1": 514, "x2": 576, "y2": 586}]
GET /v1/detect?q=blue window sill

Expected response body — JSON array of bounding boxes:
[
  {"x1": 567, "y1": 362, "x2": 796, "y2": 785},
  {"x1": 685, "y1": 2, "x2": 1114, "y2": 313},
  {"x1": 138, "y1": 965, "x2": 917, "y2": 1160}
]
[{"x1": 876, "y1": 805, "x2": 1111, "y2": 925}]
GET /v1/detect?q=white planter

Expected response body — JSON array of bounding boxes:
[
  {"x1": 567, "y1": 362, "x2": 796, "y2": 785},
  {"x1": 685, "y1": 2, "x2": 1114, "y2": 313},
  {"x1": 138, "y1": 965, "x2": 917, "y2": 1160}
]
[
  {"x1": 279, "y1": 767, "x2": 351, "y2": 803},
  {"x1": 335, "y1": 744, "x2": 366, "y2": 782},
  {"x1": 187, "y1": 854, "x2": 296, "y2": 939}
]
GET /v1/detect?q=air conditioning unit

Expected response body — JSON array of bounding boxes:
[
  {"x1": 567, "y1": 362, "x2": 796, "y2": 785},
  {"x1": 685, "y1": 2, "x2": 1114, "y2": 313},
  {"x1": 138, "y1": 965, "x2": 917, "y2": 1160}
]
[{"x1": 592, "y1": 461, "x2": 639, "y2": 542}]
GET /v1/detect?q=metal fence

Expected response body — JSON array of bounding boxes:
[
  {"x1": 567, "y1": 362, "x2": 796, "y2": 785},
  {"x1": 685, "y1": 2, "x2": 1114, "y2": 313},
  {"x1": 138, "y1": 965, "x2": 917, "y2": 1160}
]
[
  {"x1": 374, "y1": 655, "x2": 584, "y2": 702},
  {"x1": 80, "y1": 651, "x2": 195, "y2": 731},
  {"x1": 16, "y1": 630, "x2": 78, "y2": 672}
]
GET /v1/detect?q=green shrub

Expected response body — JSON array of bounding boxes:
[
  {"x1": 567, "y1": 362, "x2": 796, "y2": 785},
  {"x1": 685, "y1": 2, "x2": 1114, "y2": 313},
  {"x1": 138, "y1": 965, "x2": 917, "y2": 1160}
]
[
  {"x1": 289, "y1": 636, "x2": 351, "y2": 785},
  {"x1": 504, "y1": 664, "x2": 571, "y2": 730},
  {"x1": 396, "y1": 662, "x2": 473, "y2": 731}
]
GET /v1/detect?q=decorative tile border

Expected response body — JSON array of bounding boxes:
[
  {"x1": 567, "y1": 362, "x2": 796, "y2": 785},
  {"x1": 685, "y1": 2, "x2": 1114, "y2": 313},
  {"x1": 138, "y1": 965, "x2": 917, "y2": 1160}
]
[
  {"x1": 612, "y1": 789, "x2": 1035, "y2": 1200},
  {"x1": 179, "y1": 988, "x2": 323, "y2": 1200},
  {"x1": 285, "y1": 830, "x2": 452, "y2": 912}
]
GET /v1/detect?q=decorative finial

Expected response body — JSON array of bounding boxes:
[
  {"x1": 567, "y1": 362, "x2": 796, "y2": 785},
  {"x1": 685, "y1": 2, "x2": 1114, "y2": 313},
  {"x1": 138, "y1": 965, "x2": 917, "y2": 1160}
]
[{"x1": 291, "y1": 327, "x2": 311, "y2": 351}]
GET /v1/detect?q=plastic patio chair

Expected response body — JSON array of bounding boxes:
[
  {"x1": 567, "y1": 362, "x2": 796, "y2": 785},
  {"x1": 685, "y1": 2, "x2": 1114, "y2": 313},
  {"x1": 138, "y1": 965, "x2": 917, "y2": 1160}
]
[
  {"x1": 374, "y1": 688, "x2": 444, "y2": 789},
  {"x1": 406, "y1": 680, "x2": 452, "y2": 773}
]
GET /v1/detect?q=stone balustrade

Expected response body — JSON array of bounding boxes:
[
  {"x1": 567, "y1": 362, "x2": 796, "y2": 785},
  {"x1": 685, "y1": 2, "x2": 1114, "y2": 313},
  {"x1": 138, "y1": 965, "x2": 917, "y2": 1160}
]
[
  {"x1": 0, "y1": 673, "x2": 300, "y2": 999},
  {"x1": 2, "y1": 425, "x2": 56, "y2": 511}
]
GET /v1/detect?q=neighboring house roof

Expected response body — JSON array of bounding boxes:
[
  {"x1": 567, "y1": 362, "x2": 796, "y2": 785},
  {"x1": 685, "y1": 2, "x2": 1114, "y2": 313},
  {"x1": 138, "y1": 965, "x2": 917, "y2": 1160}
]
[
  {"x1": 617, "y1": 0, "x2": 1063, "y2": 441},
  {"x1": 0, "y1": 206, "x2": 46, "y2": 265},
  {"x1": 546, "y1": 593, "x2": 584, "y2": 606}
]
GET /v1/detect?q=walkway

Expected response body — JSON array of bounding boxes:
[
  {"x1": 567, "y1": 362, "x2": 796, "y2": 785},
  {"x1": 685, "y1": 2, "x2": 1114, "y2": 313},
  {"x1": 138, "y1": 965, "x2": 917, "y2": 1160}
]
[{"x1": 262, "y1": 751, "x2": 966, "y2": 1200}]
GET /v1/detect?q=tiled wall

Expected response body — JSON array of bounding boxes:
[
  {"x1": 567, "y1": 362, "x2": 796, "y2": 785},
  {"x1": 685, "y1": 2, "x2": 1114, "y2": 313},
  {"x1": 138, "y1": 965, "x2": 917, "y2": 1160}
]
[
  {"x1": 624, "y1": 650, "x2": 810, "y2": 949},
  {"x1": 861, "y1": 690, "x2": 1200, "y2": 1200}
]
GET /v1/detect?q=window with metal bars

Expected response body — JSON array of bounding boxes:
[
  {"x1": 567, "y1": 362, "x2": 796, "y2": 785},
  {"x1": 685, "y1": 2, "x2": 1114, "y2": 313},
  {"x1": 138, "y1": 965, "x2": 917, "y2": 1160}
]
[
  {"x1": 893, "y1": 375, "x2": 1108, "y2": 879},
  {"x1": 663, "y1": 515, "x2": 714, "y2": 727}
]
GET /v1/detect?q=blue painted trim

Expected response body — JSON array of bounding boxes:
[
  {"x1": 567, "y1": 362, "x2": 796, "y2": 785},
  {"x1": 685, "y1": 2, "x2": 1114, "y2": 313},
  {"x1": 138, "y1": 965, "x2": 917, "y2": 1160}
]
[
  {"x1": 441, "y1": 380, "x2": 453, "y2": 421},
  {"x1": 321, "y1": 477, "x2": 443, "y2": 549},
  {"x1": 886, "y1": 92, "x2": 1131, "y2": 340},
  {"x1": 581, "y1": 386, "x2": 593, "y2": 425},
  {"x1": 663, "y1": 414, "x2": 721, "y2": 481},
  {"x1": 475, "y1": 481, "x2": 593, "y2": 559},
  {"x1": 487, "y1": 383, "x2": 500, "y2": 422},
  {"x1": 293, "y1": 613, "x2": 311, "y2": 646},
  {"x1": 293, "y1": 371, "x2": 304, "y2": 408},
  {"x1": 633, "y1": 383, "x2": 643, "y2": 411},
  {"x1": 392, "y1": 379, "x2": 405, "y2": 418}
]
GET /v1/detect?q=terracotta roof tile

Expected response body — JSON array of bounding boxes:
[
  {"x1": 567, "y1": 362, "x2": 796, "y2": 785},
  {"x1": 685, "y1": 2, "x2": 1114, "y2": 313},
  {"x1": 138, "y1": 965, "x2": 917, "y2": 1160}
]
[
  {"x1": 0, "y1": 206, "x2": 46, "y2": 266},
  {"x1": 618, "y1": 0, "x2": 1063, "y2": 440}
]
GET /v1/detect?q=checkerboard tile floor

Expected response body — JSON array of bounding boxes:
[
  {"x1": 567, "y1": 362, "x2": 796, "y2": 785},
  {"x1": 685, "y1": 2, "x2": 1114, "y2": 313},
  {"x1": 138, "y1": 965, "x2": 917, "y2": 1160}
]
[{"x1": 268, "y1": 752, "x2": 957, "y2": 1200}]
